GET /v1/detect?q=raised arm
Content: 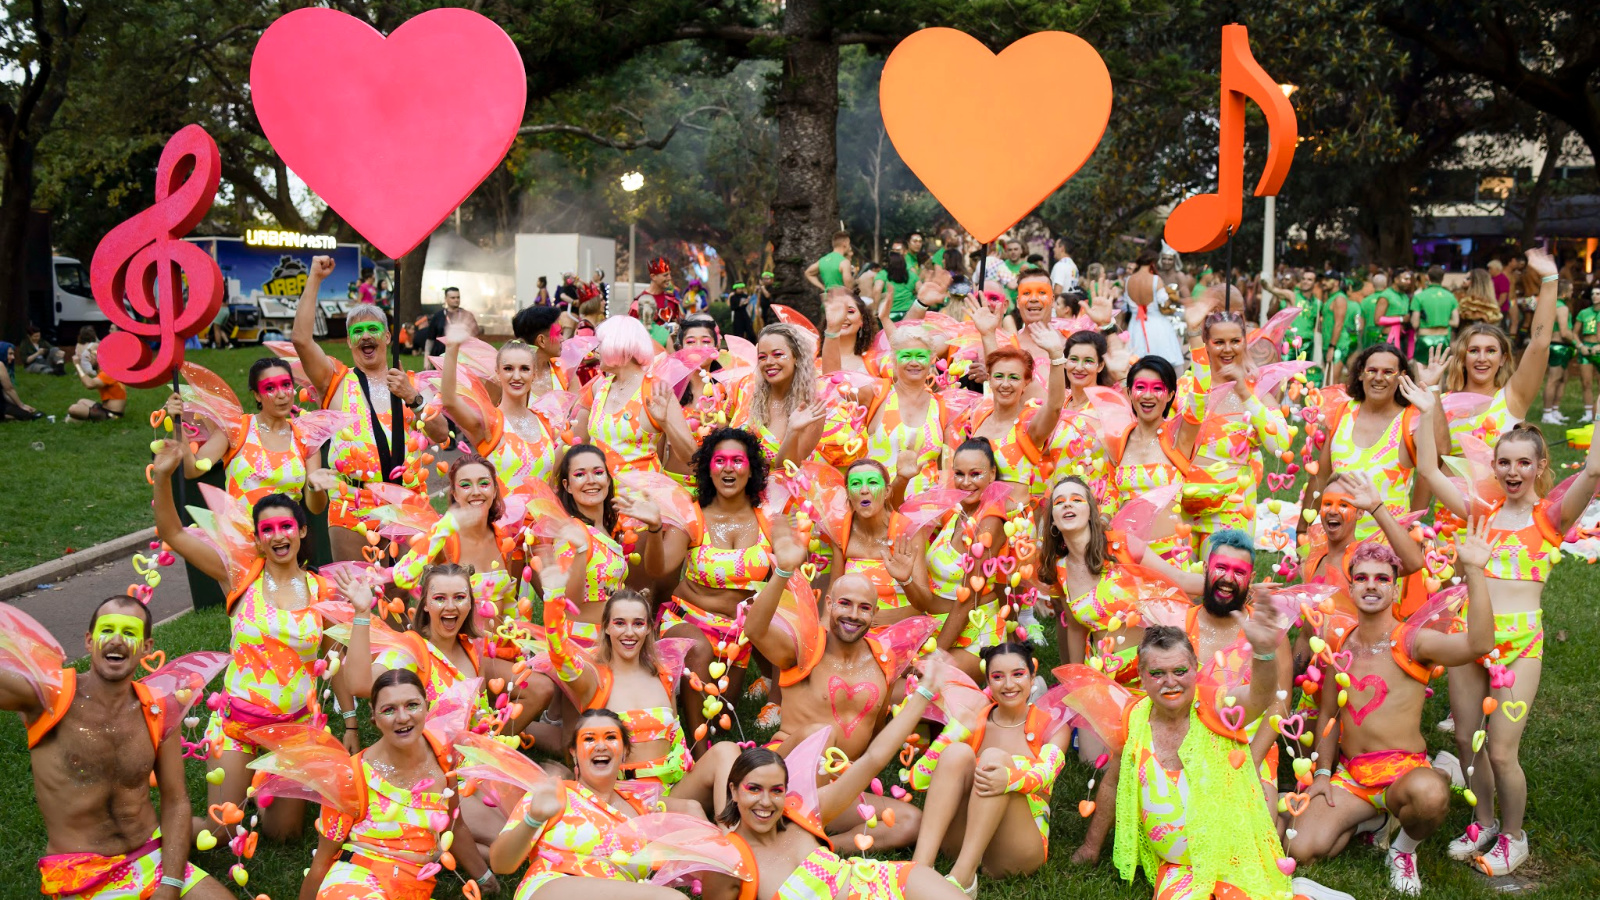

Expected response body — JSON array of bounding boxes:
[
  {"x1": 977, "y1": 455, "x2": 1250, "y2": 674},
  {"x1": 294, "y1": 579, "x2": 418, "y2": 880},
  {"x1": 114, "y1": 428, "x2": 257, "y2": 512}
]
[
  {"x1": 1504, "y1": 248, "x2": 1560, "y2": 419},
  {"x1": 438, "y1": 328, "x2": 487, "y2": 446},
  {"x1": 1234, "y1": 601, "x2": 1286, "y2": 724},
  {"x1": 165, "y1": 393, "x2": 229, "y2": 479},
  {"x1": 1027, "y1": 324, "x2": 1068, "y2": 448},
  {"x1": 614, "y1": 494, "x2": 688, "y2": 580},
  {"x1": 818, "y1": 682, "x2": 937, "y2": 824},
  {"x1": 1340, "y1": 472, "x2": 1426, "y2": 576},
  {"x1": 290, "y1": 256, "x2": 339, "y2": 396},
  {"x1": 740, "y1": 516, "x2": 808, "y2": 671},
  {"x1": 1397, "y1": 377, "x2": 1467, "y2": 519},
  {"x1": 1414, "y1": 516, "x2": 1497, "y2": 668},
  {"x1": 819, "y1": 290, "x2": 850, "y2": 374},
  {"x1": 150, "y1": 441, "x2": 229, "y2": 585}
]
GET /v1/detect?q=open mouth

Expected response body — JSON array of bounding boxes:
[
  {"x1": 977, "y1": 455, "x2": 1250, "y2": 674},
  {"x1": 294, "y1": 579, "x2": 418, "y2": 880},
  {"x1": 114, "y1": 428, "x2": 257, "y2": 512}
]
[
  {"x1": 720, "y1": 474, "x2": 739, "y2": 489},
  {"x1": 837, "y1": 619, "x2": 866, "y2": 639},
  {"x1": 750, "y1": 806, "x2": 777, "y2": 823},
  {"x1": 857, "y1": 497, "x2": 874, "y2": 510},
  {"x1": 1504, "y1": 477, "x2": 1524, "y2": 493},
  {"x1": 1213, "y1": 582, "x2": 1238, "y2": 601},
  {"x1": 356, "y1": 340, "x2": 381, "y2": 360},
  {"x1": 102, "y1": 646, "x2": 130, "y2": 663},
  {"x1": 269, "y1": 540, "x2": 293, "y2": 559},
  {"x1": 589, "y1": 751, "x2": 614, "y2": 768},
  {"x1": 438, "y1": 611, "x2": 460, "y2": 630},
  {"x1": 618, "y1": 637, "x2": 639, "y2": 652},
  {"x1": 763, "y1": 366, "x2": 783, "y2": 379},
  {"x1": 1324, "y1": 513, "x2": 1344, "y2": 530},
  {"x1": 393, "y1": 722, "x2": 415, "y2": 736}
]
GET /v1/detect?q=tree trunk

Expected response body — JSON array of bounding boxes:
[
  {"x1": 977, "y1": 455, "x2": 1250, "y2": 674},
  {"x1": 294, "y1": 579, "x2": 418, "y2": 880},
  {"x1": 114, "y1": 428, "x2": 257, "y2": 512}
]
[
  {"x1": 764, "y1": 0, "x2": 838, "y2": 325},
  {"x1": 0, "y1": 142, "x2": 38, "y2": 343},
  {"x1": 1518, "y1": 120, "x2": 1571, "y2": 248},
  {"x1": 395, "y1": 235, "x2": 429, "y2": 346}
]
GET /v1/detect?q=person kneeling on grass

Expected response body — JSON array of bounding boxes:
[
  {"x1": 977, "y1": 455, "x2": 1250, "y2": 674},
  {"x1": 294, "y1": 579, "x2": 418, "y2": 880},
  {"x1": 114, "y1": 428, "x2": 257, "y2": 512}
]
[{"x1": 1288, "y1": 522, "x2": 1497, "y2": 896}]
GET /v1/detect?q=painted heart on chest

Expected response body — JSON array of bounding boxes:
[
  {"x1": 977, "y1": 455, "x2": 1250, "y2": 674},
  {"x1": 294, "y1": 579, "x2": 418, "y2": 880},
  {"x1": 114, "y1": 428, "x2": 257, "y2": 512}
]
[
  {"x1": 1346, "y1": 674, "x2": 1389, "y2": 726},
  {"x1": 828, "y1": 675, "x2": 881, "y2": 739}
]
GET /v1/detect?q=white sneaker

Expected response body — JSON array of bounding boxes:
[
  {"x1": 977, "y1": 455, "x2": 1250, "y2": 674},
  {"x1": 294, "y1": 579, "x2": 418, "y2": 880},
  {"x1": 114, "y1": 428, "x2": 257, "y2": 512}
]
[
  {"x1": 746, "y1": 676, "x2": 770, "y2": 702},
  {"x1": 1541, "y1": 410, "x2": 1563, "y2": 425},
  {"x1": 1437, "y1": 712, "x2": 1456, "y2": 734},
  {"x1": 1432, "y1": 749, "x2": 1465, "y2": 788},
  {"x1": 1583, "y1": 409, "x2": 1595, "y2": 424},
  {"x1": 1291, "y1": 877, "x2": 1356, "y2": 900},
  {"x1": 1448, "y1": 818, "x2": 1499, "y2": 860},
  {"x1": 1388, "y1": 847, "x2": 1422, "y2": 896},
  {"x1": 1475, "y1": 830, "x2": 1529, "y2": 876},
  {"x1": 756, "y1": 702, "x2": 781, "y2": 730}
]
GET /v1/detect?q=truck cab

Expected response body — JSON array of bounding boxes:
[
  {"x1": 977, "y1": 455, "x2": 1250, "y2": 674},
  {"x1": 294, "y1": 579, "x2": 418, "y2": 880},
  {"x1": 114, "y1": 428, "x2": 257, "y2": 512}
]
[{"x1": 49, "y1": 256, "x2": 108, "y2": 342}]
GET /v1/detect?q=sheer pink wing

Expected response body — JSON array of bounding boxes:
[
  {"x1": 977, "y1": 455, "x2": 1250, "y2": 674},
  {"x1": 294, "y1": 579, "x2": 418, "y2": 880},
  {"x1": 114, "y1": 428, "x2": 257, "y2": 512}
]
[
  {"x1": 715, "y1": 336, "x2": 758, "y2": 384},
  {"x1": 1109, "y1": 484, "x2": 1181, "y2": 540},
  {"x1": 1545, "y1": 470, "x2": 1590, "y2": 518},
  {"x1": 1250, "y1": 307, "x2": 1300, "y2": 350},
  {"x1": 315, "y1": 602, "x2": 415, "y2": 659},
  {"x1": 872, "y1": 616, "x2": 938, "y2": 682},
  {"x1": 177, "y1": 361, "x2": 243, "y2": 435},
  {"x1": 361, "y1": 483, "x2": 442, "y2": 540},
  {"x1": 1086, "y1": 386, "x2": 1135, "y2": 451},
  {"x1": 530, "y1": 390, "x2": 581, "y2": 437},
  {"x1": 925, "y1": 653, "x2": 986, "y2": 729},
  {"x1": 647, "y1": 352, "x2": 697, "y2": 397},
  {"x1": 185, "y1": 484, "x2": 258, "y2": 598},
  {"x1": 938, "y1": 387, "x2": 984, "y2": 425},
  {"x1": 1268, "y1": 583, "x2": 1342, "y2": 630},
  {"x1": 141, "y1": 651, "x2": 229, "y2": 742},
  {"x1": 769, "y1": 574, "x2": 822, "y2": 676},
  {"x1": 770, "y1": 305, "x2": 819, "y2": 340},
  {"x1": 783, "y1": 725, "x2": 831, "y2": 824},
  {"x1": 616, "y1": 470, "x2": 699, "y2": 535},
  {"x1": 1134, "y1": 596, "x2": 1191, "y2": 630},
  {"x1": 815, "y1": 370, "x2": 878, "y2": 407},
  {"x1": 453, "y1": 731, "x2": 552, "y2": 794},
  {"x1": 1034, "y1": 683, "x2": 1077, "y2": 744},
  {"x1": 897, "y1": 489, "x2": 968, "y2": 538},
  {"x1": 805, "y1": 466, "x2": 851, "y2": 550},
  {"x1": 560, "y1": 336, "x2": 599, "y2": 372},
  {"x1": 291, "y1": 409, "x2": 359, "y2": 451},
  {"x1": 245, "y1": 723, "x2": 360, "y2": 817},
  {"x1": 607, "y1": 813, "x2": 755, "y2": 887},
  {"x1": 656, "y1": 638, "x2": 694, "y2": 691},
  {"x1": 1398, "y1": 584, "x2": 1467, "y2": 661},
  {"x1": 977, "y1": 480, "x2": 1027, "y2": 512},
  {"x1": 1440, "y1": 392, "x2": 1494, "y2": 424},
  {"x1": 1253, "y1": 362, "x2": 1314, "y2": 402},
  {"x1": 264, "y1": 341, "x2": 320, "y2": 404},
  {"x1": 0, "y1": 605, "x2": 66, "y2": 709},
  {"x1": 425, "y1": 676, "x2": 483, "y2": 746},
  {"x1": 1442, "y1": 433, "x2": 1504, "y2": 518},
  {"x1": 1049, "y1": 664, "x2": 1137, "y2": 752}
]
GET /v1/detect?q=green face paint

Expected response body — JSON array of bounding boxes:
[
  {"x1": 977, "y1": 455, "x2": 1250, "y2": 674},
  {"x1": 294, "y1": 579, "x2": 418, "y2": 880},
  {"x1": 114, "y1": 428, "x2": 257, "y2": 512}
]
[
  {"x1": 895, "y1": 348, "x2": 931, "y2": 366},
  {"x1": 348, "y1": 321, "x2": 385, "y2": 339},
  {"x1": 847, "y1": 471, "x2": 886, "y2": 492},
  {"x1": 93, "y1": 613, "x2": 145, "y2": 650}
]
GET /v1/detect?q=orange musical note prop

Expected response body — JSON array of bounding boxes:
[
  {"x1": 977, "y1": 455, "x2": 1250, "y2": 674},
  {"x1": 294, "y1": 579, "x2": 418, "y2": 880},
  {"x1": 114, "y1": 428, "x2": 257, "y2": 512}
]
[
  {"x1": 1164, "y1": 24, "x2": 1297, "y2": 254},
  {"x1": 90, "y1": 125, "x2": 225, "y2": 389}
]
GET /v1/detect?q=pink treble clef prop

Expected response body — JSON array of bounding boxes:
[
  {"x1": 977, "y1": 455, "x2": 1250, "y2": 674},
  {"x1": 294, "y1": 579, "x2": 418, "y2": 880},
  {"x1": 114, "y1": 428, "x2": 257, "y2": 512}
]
[{"x1": 91, "y1": 125, "x2": 224, "y2": 389}]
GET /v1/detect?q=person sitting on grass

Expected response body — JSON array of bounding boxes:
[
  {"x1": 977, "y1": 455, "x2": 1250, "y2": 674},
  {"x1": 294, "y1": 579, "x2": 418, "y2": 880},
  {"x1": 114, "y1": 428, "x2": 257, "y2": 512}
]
[
  {"x1": 0, "y1": 598, "x2": 232, "y2": 900},
  {"x1": 1288, "y1": 522, "x2": 1497, "y2": 896},
  {"x1": 66, "y1": 331, "x2": 125, "y2": 421},
  {"x1": 0, "y1": 340, "x2": 43, "y2": 420}
]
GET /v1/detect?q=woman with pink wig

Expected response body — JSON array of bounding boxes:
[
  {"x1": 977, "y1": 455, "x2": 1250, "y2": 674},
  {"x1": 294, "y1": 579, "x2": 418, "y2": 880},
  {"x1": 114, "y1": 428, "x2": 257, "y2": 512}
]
[{"x1": 574, "y1": 315, "x2": 698, "y2": 475}]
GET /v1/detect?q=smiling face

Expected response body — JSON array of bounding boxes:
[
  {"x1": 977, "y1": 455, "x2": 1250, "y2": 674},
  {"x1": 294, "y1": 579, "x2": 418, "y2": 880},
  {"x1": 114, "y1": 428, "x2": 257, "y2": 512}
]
[
  {"x1": 826, "y1": 575, "x2": 877, "y2": 644},
  {"x1": 498, "y1": 344, "x2": 536, "y2": 401},
  {"x1": 1139, "y1": 645, "x2": 1198, "y2": 714},
  {"x1": 894, "y1": 339, "x2": 933, "y2": 383},
  {"x1": 832, "y1": 289, "x2": 863, "y2": 337},
  {"x1": 734, "y1": 762, "x2": 788, "y2": 835},
  {"x1": 952, "y1": 448, "x2": 996, "y2": 508},
  {"x1": 252, "y1": 366, "x2": 297, "y2": 418},
  {"x1": 989, "y1": 358, "x2": 1028, "y2": 408},
  {"x1": 846, "y1": 464, "x2": 887, "y2": 518},
  {"x1": 422, "y1": 574, "x2": 472, "y2": 641},
  {"x1": 573, "y1": 715, "x2": 626, "y2": 783},
  {"x1": 1348, "y1": 559, "x2": 1398, "y2": 615},
  {"x1": 605, "y1": 597, "x2": 652, "y2": 664},
  {"x1": 86, "y1": 605, "x2": 151, "y2": 682},
  {"x1": 1206, "y1": 320, "x2": 1245, "y2": 367},
  {"x1": 755, "y1": 334, "x2": 796, "y2": 386},
  {"x1": 1358, "y1": 351, "x2": 1402, "y2": 402},
  {"x1": 1016, "y1": 276, "x2": 1053, "y2": 324},
  {"x1": 562, "y1": 450, "x2": 611, "y2": 515},
  {"x1": 1298, "y1": 271, "x2": 1316, "y2": 293},
  {"x1": 986, "y1": 651, "x2": 1033, "y2": 713},
  {"x1": 1494, "y1": 435, "x2": 1546, "y2": 500},
  {"x1": 254, "y1": 505, "x2": 304, "y2": 566},
  {"x1": 709, "y1": 439, "x2": 752, "y2": 500},
  {"x1": 1318, "y1": 491, "x2": 1359, "y2": 543},
  {"x1": 1462, "y1": 333, "x2": 1504, "y2": 387},
  {"x1": 450, "y1": 462, "x2": 498, "y2": 522},
  {"x1": 1128, "y1": 368, "x2": 1171, "y2": 424},
  {"x1": 682, "y1": 326, "x2": 718, "y2": 357},
  {"x1": 1063, "y1": 342, "x2": 1103, "y2": 389},
  {"x1": 373, "y1": 682, "x2": 428, "y2": 749},
  {"x1": 1202, "y1": 545, "x2": 1253, "y2": 616},
  {"x1": 1051, "y1": 481, "x2": 1092, "y2": 538},
  {"x1": 346, "y1": 318, "x2": 387, "y2": 369}
]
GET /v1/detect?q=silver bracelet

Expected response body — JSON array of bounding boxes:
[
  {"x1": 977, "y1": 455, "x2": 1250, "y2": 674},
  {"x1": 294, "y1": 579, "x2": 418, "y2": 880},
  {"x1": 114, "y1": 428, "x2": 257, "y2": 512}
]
[{"x1": 160, "y1": 876, "x2": 185, "y2": 889}]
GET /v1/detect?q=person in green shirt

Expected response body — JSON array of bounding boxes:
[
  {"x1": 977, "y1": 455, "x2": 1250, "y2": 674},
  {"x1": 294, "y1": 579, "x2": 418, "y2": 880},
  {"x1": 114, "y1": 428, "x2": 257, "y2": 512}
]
[
  {"x1": 805, "y1": 230, "x2": 855, "y2": 294},
  {"x1": 1362, "y1": 272, "x2": 1396, "y2": 346},
  {"x1": 1320, "y1": 272, "x2": 1362, "y2": 385},
  {"x1": 877, "y1": 242, "x2": 919, "y2": 321},
  {"x1": 1574, "y1": 293, "x2": 1600, "y2": 423},
  {"x1": 1541, "y1": 286, "x2": 1578, "y2": 425},
  {"x1": 1268, "y1": 269, "x2": 1322, "y2": 364},
  {"x1": 1410, "y1": 266, "x2": 1460, "y2": 365},
  {"x1": 1377, "y1": 270, "x2": 1415, "y2": 354}
]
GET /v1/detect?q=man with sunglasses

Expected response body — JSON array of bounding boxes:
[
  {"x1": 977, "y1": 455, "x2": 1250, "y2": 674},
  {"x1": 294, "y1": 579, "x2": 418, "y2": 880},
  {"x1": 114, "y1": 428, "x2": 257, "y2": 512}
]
[{"x1": 293, "y1": 256, "x2": 448, "y2": 562}]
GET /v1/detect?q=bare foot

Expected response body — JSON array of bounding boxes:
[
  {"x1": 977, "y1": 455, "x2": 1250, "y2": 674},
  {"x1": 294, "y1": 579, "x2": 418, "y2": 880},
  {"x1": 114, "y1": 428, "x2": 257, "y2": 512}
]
[{"x1": 1070, "y1": 843, "x2": 1101, "y2": 866}]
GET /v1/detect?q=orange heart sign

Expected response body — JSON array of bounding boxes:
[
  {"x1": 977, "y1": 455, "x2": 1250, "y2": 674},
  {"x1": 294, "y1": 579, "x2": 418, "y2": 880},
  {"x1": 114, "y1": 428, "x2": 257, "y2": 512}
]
[{"x1": 881, "y1": 28, "x2": 1111, "y2": 243}]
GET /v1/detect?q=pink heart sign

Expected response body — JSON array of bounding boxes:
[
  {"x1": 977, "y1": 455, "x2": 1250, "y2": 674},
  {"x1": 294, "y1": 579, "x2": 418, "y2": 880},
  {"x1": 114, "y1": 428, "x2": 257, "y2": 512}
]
[{"x1": 250, "y1": 8, "x2": 526, "y2": 259}]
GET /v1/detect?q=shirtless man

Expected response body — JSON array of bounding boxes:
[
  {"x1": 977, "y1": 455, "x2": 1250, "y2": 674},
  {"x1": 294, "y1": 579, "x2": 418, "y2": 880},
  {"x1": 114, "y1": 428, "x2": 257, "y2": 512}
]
[
  {"x1": 293, "y1": 256, "x2": 448, "y2": 561},
  {"x1": 1302, "y1": 472, "x2": 1426, "y2": 606},
  {"x1": 1154, "y1": 248, "x2": 1195, "y2": 307},
  {"x1": 1, "y1": 598, "x2": 230, "y2": 900},
  {"x1": 735, "y1": 518, "x2": 925, "y2": 850},
  {"x1": 1288, "y1": 521, "x2": 1496, "y2": 895}
]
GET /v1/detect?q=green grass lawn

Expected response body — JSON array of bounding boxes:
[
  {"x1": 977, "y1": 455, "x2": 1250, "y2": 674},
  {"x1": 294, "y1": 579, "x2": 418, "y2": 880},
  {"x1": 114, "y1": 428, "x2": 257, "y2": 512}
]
[{"x1": 0, "y1": 344, "x2": 430, "y2": 577}]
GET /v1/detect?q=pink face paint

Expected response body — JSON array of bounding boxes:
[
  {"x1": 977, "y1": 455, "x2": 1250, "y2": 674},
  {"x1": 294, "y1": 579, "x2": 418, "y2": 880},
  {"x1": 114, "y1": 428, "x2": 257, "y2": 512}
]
[
  {"x1": 256, "y1": 516, "x2": 299, "y2": 540},
  {"x1": 256, "y1": 374, "x2": 295, "y2": 396},
  {"x1": 1207, "y1": 557, "x2": 1253, "y2": 581},
  {"x1": 711, "y1": 452, "x2": 749, "y2": 471},
  {"x1": 827, "y1": 675, "x2": 880, "y2": 738},
  {"x1": 1130, "y1": 377, "x2": 1169, "y2": 396}
]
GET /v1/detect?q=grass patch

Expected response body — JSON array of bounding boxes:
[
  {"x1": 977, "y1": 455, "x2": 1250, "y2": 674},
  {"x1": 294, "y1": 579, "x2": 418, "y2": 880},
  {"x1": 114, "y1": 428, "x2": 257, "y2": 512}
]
[{"x1": 0, "y1": 345, "x2": 430, "y2": 577}]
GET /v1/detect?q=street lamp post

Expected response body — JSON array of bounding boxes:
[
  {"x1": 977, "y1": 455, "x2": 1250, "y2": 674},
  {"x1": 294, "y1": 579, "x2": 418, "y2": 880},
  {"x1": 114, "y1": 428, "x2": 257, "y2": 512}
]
[
  {"x1": 621, "y1": 171, "x2": 644, "y2": 315},
  {"x1": 1262, "y1": 83, "x2": 1297, "y2": 326}
]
